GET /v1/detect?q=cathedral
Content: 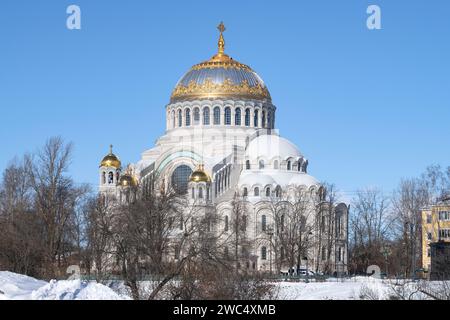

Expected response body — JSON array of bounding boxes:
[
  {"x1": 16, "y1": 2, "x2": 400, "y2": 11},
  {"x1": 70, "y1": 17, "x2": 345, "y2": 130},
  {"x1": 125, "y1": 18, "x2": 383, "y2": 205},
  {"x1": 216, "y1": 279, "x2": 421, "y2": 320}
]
[{"x1": 98, "y1": 23, "x2": 349, "y2": 275}]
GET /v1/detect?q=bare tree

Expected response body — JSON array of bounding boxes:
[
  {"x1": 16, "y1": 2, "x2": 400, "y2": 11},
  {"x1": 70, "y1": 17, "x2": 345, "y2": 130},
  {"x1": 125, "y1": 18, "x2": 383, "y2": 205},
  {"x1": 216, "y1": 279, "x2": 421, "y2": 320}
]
[
  {"x1": 349, "y1": 188, "x2": 393, "y2": 274},
  {"x1": 25, "y1": 136, "x2": 88, "y2": 278}
]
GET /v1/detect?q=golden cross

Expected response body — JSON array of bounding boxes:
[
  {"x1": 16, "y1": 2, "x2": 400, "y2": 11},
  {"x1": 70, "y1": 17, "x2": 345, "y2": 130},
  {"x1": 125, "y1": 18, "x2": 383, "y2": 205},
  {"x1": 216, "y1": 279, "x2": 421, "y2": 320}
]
[{"x1": 217, "y1": 22, "x2": 225, "y2": 34}]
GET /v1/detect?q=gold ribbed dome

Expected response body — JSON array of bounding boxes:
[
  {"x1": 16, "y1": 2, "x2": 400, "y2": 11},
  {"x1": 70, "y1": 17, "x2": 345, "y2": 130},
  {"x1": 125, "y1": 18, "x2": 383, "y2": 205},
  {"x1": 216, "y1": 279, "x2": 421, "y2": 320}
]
[
  {"x1": 189, "y1": 164, "x2": 211, "y2": 183},
  {"x1": 100, "y1": 145, "x2": 121, "y2": 169},
  {"x1": 170, "y1": 22, "x2": 271, "y2": 103}
]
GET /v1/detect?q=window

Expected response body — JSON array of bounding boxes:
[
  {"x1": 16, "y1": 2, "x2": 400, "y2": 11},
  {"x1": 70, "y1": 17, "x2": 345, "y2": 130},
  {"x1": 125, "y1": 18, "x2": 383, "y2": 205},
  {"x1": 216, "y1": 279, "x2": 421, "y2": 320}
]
[
  {"x1": 174, "y1": 245, "x2": 180, "y2": 260},
  {"x1": 242, "y1": 215, "x2": 247, "y2": 232},
  {"x1": 427, "y1": 214, "x2": 432, "y2": 224},
  {"x1": 224, "y1": 107, "x2": 231, "y2": 125},
  {"x1": 193, "y1": 107, "x2": 200, "y2": 124},
  {"x1": 267, "y1": 111, "x2": 272, "y2": 129},
  {"x1": 321, "y1": 247, "x2": 326, "y2": 261},
  {"x1": 172, "y1": 110, "x2": 175, "y2": 128},
  {"x1": 235, "y1": 108, "x2": 241, "y2": 125},
  {"x1": 287, "y1": 161, "x2": 292, "y2": 171},
  {"x1": 243, "y1": 187, "x2": 248, "y2": 197},
  {"x1": 185, "y1": 109, "x2": 191, "y2": 126},
  {"x1": 428, "y1": 232, "x2": 432, "y2": 240},
  {"x1": 245, "y1": 108, "x2": 250, "y2": 126},
  {"x1": 280, "y1": 214, "x2": 285, "y2": 232},
  {"x1": 261, "y1": 214, "x2": 267, "y2": 231},
  {"x1": 273, "y1": 160, "x2": 279, "y2": 170},
  {"x1": 265, "y1": 187, "x2": 270, "y2": 197},
  {"x1": 191, "y1": 187, "x2": 195, "y2": 199},
  {"x1": 261, "y1": 247, "x2": 267, "y2": 260},
  {"x1": 427, "y1": 249, "x2": 431, "y2": 257},
  {"x1": 254, "y1": 109, "x2": 259, "y2": 127},
  {"x1": 439, "y1": 229, "x2": 450, "y2": 239},
  {"x1": 102, "y1": 172, "x2": 106, "y2": 184},
  {"x1": 108, "y1": 172, "x2": 114, "y2": 184},
  {"x1": 439, "y1": 211, "x2": 450, "y2": 221},
  {"x1": 203, "y1": 107, "x2": 210, "y2": 125},
  {"x1": 259, "y1": 160, "x2": 265, "y2": 169},
  {"x1": 224, "y1": 215, "x2": 229, "y2": 232},
  {"x1": 178, "y1": 109, "x2": 182, "y2": 127},
  {"x1": 298, "y1": 161, "x2": 302, "y2": 172},
  {"x1": 262, "y1": 111, "x2": 266, "y2": 128},
  {"x1": 254, "y1": 187, "x2": 260, "y2": 197},
  {"x1": 171, "y1": 165, "x2": 193, "y2": 194},
  {"x1": 213, "y1": 107, "x2": 221, "y2": 125},
  {"x1": 321, "y1": 215, "x2": 326, "y2": 232},
  {"x1": 338, "y1": 247, "x2": 342, "y2": 262},
  {"x1": 199, "y1": 187, "x2": 203, "y2": 199},
  {"x1": 246, "y1": 160, "x2": 251, "y2": 170},
  {"x1": 275, "y1": 186, "x2": 281, "y2": 198}
]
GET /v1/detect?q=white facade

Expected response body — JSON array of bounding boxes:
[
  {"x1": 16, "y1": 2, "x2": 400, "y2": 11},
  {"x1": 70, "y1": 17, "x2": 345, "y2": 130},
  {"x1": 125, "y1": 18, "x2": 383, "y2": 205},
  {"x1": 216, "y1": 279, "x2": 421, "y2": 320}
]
[{"x1": 98, "y1": 27, "x2": 348, "y2": 275}]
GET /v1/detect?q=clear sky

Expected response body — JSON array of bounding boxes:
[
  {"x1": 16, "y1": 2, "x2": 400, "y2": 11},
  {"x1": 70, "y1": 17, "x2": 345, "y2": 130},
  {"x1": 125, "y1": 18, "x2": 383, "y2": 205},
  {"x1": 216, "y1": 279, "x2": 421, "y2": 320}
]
[{"x1": 0, "y1": 0, "x2": 449, "y2": 197}]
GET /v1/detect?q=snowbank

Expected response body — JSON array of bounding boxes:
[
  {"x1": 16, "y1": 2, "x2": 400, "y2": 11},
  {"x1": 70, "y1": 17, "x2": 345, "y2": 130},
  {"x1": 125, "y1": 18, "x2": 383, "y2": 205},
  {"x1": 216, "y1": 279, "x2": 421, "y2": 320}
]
[{"x1": 0, "y1": 271, "x2": 129, "y2": 300}]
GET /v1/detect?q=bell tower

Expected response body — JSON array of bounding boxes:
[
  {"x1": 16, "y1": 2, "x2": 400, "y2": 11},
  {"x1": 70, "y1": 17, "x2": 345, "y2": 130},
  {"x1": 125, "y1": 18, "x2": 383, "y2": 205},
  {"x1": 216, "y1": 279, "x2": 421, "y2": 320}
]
[{"x1": 99, "y1": 145, "x2": 122, "y2": 194}]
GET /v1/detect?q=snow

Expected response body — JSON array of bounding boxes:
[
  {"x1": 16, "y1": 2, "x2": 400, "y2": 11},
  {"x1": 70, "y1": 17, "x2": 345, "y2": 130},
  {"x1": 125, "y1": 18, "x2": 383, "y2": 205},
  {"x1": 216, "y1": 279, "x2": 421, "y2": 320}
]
[
  {"x1": 274, "y1": 277, "x2": 390, "y2": 300},
  {"x1": 0, "y1": 271, "x2": 129, "y2": 300}
]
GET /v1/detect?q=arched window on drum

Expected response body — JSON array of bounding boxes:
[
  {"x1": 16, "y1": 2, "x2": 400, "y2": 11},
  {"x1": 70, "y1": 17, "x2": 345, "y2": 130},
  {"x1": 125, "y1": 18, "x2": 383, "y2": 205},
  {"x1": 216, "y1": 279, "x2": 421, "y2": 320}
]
[
  {"x1": 224, "y1": 107, "x2": 231, "y2": 125},
  {"x1": 235, "y1": 108, "x2": 241, "y2": 126},
  {"x1": 203, "y1": 107, "x2": 210, "y2": 125}
]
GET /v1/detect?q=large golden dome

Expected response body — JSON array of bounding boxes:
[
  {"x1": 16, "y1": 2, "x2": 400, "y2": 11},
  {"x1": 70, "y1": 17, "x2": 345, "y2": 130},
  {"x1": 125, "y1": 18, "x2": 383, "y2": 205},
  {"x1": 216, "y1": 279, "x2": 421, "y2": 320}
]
[
  {"x1": 170, "y1": 23, "x2": 271, "y2": 103},
  {"x1": 119, "y1": 174, "x2": 138, "y2": 187},
  {"x1": 100, "y1": 145, "x2": 121, "y2": 169}
]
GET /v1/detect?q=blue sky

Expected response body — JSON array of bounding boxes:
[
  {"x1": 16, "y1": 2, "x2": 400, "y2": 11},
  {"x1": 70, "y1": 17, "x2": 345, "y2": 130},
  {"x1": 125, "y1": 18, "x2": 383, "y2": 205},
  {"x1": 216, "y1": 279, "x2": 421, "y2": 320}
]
[{"x1": 0, "y1": 0, "x2": 449, "y2": 196}]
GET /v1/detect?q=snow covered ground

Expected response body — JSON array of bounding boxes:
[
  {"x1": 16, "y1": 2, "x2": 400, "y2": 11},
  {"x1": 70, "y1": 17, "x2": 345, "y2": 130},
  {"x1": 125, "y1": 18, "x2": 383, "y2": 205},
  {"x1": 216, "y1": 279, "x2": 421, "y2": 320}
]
[
  {"x1": 0, "y1": 271, "x2": 129, "y2": 300},
  {"x1": 0, "y1": 271, "x2": 444, "y2": 300},
  {"x1": 275, "y1": 277, "x2": 390, "y2": 300}
]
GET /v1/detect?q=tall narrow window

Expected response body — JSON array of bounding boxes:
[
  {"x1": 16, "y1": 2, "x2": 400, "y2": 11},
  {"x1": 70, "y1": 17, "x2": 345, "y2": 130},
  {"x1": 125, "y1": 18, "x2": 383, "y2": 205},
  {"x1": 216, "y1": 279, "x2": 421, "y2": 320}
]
[
  {"x1": 261, "y1": 247, "x2": 267, "y2": 260},
  {"x1": 265, "y1": 187, "x2": 270, "y2": 197},
  {"x1": 245, "y1": 108, "x2": 250, "y2": 126},
  {"x1": 259, "y1": 160, "x2": 265, "y2": 169},
  {"x1": 267, "y1": 111, "x2": 272, "y2": 129},
  {"x1": 287, "y1": 161, "x2": 292, "y2": 171},
  {"x1": 172, "y1": 110, "x2": 175, "y2": 128},
  {"x1": 224, "y1": 107, "x2": 231, "y2": 125},
  {"x1": 273, "y1": 160, "x2": 279, "y2": 170},
  {"x1": 199, "y1": 187, "x2": 203, "y2": 199},
  {"x1": 108, "y1": 172, "x2": 114, "y2": 184},
  {"x1": 213, "y1": 107, "x2": 221, "y2": 125},
  {"x1": 261, "y1": 214, "x2": 267, "y2": 231},
  {"x1": 203, "y1": 107, "x2": 210, "y2": 125},
  {"x1": 185, "y1": 109, "x2": 191, "y2": 126},
  {"x1": 254, "y1": 187, "x2": 260, "y2": 197},
  {"x1": 102, "y1": 172, "x2": 106, "y2": 184},
  {"x1": 178, "y1": 109, "x2": 182, "y2": 127},
  {"x1": 193, "y1": 107, "x2": 200, "y2": 124},
  {"x1": 243, "y1": 187, "x2": 248, "y2": 197},
  {"x1": 224, "y1": 215, "x2": 229, "y2": 232},
  {"x1": 262, "y1": 111, "x2": 266, "y2": 128},
  {"x1": 298, "y1": 161, "x2": 302, "y2": 171},
  {"x1": 246, "y1": 160, "x2": 251, "y2": 170},
  {"x1": 275, "y1": 186, "x2": 281, "y2": 198},
  {"x1": 254, "y1": 109, "x2": 259, "y2": 127},
  {"x1": 242, "y1": 215, "x2": 247, "y2": 232},
  {"x1": 235, "y1": 108, "x2": 241, "y2": 125}
]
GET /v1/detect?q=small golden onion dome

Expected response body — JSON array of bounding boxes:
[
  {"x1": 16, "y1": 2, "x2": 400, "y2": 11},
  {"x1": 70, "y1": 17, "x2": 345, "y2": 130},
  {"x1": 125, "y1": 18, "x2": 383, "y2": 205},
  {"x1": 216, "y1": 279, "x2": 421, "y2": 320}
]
[
  {"x1": 119, "y1": 174, "x2": 138, "y2": 187},
  {"x1": 189, "y1": 164, "x2": 211, "y2": 183},
  {"x1": 100, "y1": 145, "x2": 121, "y2": 169}
]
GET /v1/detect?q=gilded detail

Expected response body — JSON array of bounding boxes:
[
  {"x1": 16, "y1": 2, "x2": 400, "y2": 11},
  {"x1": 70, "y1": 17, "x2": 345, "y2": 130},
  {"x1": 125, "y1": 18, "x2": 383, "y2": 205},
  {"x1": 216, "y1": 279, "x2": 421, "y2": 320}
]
[
  {"x1": 171, "y1": 78, "x2": 271, "y2": 102},
  {"x1": 169, "y1": 22, "x2": 271, "y2": 103}
]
